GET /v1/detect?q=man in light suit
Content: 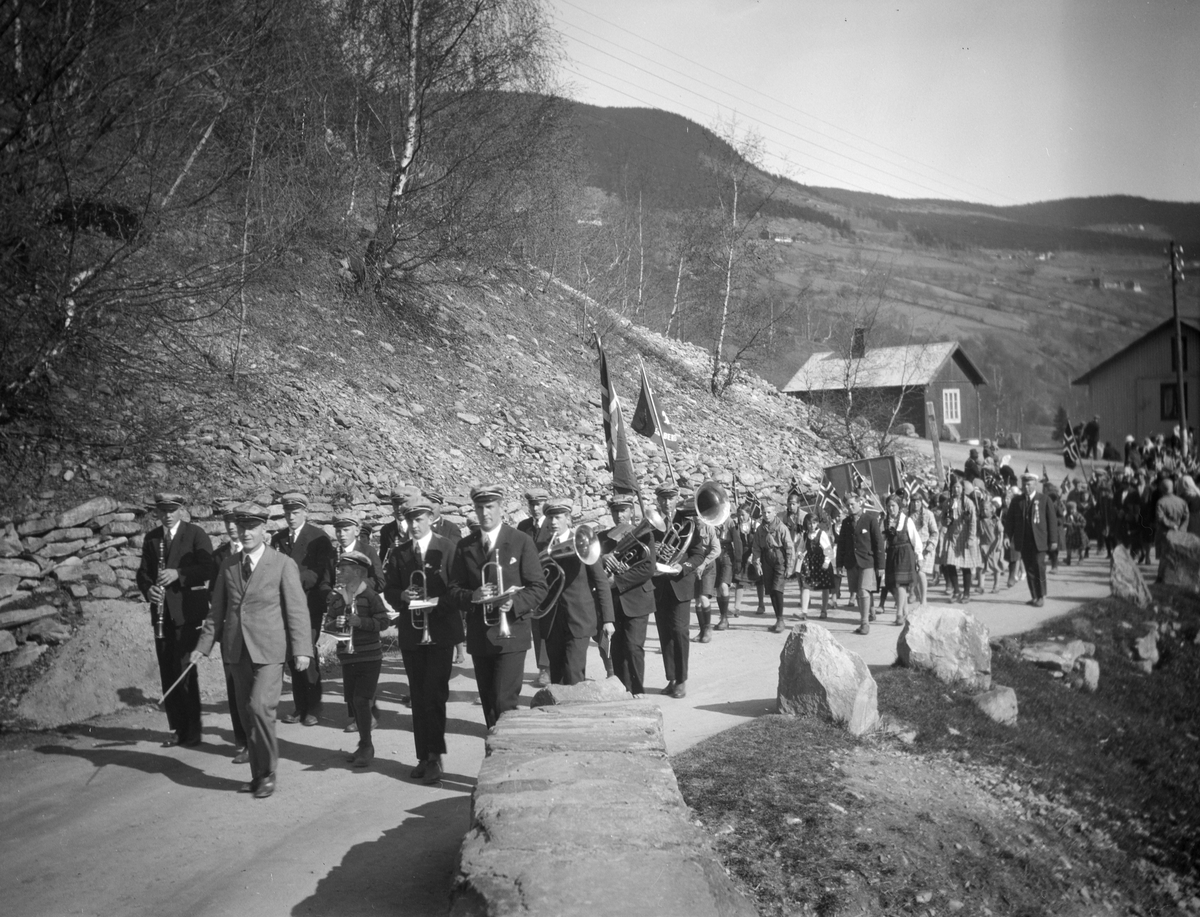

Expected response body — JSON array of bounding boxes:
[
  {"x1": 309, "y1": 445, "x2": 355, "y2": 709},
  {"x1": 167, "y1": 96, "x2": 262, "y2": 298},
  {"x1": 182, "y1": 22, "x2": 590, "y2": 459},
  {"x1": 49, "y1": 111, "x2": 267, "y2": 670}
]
[
  {"x1": 191, "y1": 502, "x2": 313, "y2": 799},
  {"x1": 136, "y1": 492, "x2": 216, "y2": 748},
  {"x1": 539, "y1": 498, "x2": 614, "y2": 685},
  {"x1": 384, "y1": 502, "x2": 461, "y2": 785},
  {"x1": 602, "y1": 494, "x2": 657, "y2": 696},
  {"x1": 1005, "y1": 471, "x2": 1059, "y2": 607},
  {"x1": 448, "y1": 484, "x2": 548, "y2": 729},
  {"x1": 272, "y1": 492, "x2": 336, "y2": 726}
]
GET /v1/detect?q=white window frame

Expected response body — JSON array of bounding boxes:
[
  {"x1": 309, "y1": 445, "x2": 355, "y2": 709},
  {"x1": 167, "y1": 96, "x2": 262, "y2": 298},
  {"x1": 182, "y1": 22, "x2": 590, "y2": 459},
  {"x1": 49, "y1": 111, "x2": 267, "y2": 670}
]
[{"x1": 942, "y1": 388, "x2": 962, "y2": 425}]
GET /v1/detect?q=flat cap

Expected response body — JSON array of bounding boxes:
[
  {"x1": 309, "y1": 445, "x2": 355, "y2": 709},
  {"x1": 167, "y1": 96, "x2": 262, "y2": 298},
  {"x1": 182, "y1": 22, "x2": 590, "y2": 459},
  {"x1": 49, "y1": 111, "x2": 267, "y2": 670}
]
[
  {"x1": 608, "y1": 493, "x2": 636, "y2": 508},
  {"x1": 233, "y1": 502, "x2": 269, "y2": 525},
  {"x1": 332, "y1": 512, "x2": 361, "y2": 528},
  {"x1": 153, "y1": 492, "x2": 186, "y2": 508},
  {"x1": 336, "y1": 550, "x2": 372, "y2": 570},
  {"x1": 523, "y1": 487, "x2": 550, "y2": 502},
  {"x1": 654, "y1": 482, "x2": 679, "y2": 499},
  {"x1": 403, "y1": 502, "x2": 434, "y2": 519},
  {"x1": 279, "y1": 492, "x2": 309, "y2": 508},
  {"x1": 470, "y1": 483, "x2": 505, "y2": 503},
  {"x1": 544, "y1": 498, "x2": 573, "y2": 516}
]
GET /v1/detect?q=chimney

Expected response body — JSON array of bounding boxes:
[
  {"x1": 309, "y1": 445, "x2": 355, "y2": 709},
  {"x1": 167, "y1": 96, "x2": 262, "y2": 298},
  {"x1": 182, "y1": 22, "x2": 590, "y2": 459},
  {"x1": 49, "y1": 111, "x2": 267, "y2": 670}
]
[{"x1": 851, "y1": 327, "x2": 866, "y2": 359}]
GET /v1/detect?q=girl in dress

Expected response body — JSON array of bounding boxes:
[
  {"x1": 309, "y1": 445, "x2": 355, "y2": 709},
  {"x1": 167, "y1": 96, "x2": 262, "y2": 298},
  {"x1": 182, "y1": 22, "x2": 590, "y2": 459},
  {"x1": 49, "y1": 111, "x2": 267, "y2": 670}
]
[
  {"x1": 796, "y1": 511, "x2": 836, "y2": 620},
  {"x1": 883, "y1": 493, "x2": 923, "y2": 626},
  {"x1": 939, "y1": 477, "x2": 980, "y2": 603},
  {"x1": 978, "y1": 497, "x2": 1003, "y2": 592}
]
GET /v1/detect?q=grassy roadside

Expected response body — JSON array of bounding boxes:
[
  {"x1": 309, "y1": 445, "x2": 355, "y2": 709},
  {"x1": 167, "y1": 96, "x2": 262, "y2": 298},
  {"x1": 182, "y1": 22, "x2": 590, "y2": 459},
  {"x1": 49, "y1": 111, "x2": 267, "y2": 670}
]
[{"x1": 675, "y1": 587, "x2": 1200, "y2": 917}]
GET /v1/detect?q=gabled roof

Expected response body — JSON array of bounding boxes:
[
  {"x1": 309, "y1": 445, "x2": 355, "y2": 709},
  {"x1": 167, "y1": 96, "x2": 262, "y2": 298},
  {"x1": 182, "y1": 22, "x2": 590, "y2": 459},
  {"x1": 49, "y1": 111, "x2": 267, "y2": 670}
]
[
  {"x1": 779, "y1": 341, "x2": 986, "y2": 393},
  {"x1": 1072, "y1": 317, "x2": 1200, "y2": 385}
]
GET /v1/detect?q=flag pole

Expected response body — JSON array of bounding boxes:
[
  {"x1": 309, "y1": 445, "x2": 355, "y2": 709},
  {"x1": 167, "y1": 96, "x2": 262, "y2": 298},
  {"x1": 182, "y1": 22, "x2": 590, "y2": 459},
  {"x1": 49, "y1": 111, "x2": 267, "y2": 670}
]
[{"x1": 640, "y1": 356, "x2": 676, "y2": 484}]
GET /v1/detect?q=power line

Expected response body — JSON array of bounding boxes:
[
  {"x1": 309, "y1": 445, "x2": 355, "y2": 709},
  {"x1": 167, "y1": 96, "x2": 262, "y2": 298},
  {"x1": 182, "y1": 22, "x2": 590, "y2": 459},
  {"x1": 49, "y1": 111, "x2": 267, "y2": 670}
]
[{"x1": 555, "y1": 0, "x2": 1019, "y2": 205}]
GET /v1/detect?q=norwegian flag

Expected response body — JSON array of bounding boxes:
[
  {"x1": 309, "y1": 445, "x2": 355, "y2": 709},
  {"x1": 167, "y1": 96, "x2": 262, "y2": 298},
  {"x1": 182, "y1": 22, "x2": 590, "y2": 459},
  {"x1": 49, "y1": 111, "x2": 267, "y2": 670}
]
[
  {"x1": 850, "y1": 464, "x2": 884, "y2": 512},
  {"x1": 597, "y1": 336, "x2": 639, "y2": 495},
  {"x1": 819, "y1": 479, "x2": 844, "y2": 516},
  {"x1": 1062, "y1": 417, "x2": 1081, "y2": 470},
  {"x1": 904, "y1": 472, "x2": 927, "y2": 502}
]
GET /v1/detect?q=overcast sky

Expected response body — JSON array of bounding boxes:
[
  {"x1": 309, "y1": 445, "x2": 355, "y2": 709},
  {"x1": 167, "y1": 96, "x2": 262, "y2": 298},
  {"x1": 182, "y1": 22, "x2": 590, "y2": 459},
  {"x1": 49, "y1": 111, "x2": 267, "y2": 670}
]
[{"x1": 550, "y1": 0, "x2": 1200, "y2": 207}]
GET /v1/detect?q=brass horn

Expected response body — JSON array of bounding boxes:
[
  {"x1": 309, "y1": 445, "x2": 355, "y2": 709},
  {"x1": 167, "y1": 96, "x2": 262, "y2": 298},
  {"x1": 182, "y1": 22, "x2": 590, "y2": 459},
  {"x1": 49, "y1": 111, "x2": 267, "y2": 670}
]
[
  {"x1": 407, "y1": 570, "x2": 436, "y2": 645},
  {"x1": 694, "y1": 480, "x2": 731, "y2": 528},
  {"x1": 479, "y1": 558, "x2": 512, "y2": 638},
  {"x1": 533, "y1": 524, "x2": 601, "y2": 619}
]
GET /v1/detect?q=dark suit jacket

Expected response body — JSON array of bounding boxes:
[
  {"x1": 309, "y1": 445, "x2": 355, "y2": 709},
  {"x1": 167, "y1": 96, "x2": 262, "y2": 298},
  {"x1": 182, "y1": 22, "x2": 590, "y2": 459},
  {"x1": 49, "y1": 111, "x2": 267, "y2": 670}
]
[
  {"x1": 836, "y1": 512, "x2": 886, "y2": 572},
  {"x1": 384, "y1": 533, "x2": 463, "y2": 648},
  {"x1": 433, "y1": 516, "x2": 463, "y2": 545},
  {"x1": 271, "y1": 523, "x2": 336, "y2": 630},
  {"x1": 540, "y1": 542, "x2": 615, "y2": 638},
  {"x1": 517, "y1": 516, "x2": 550, "y2": 550},
  {"x1": 196, "y1": 546, "x2": 314, "y2": 665},
  {"x1": 448, "y1": 524, "x2": 548, "y2": 656},
  {"x1": 1006, "y1": 492, "x2": 1059, "y2": 554},
  {"x1": 136, "y1": 521, "x2": 216, "y2": 627},
  {"x1": 652, "y1": 515, "x2": 708, "y2": 604}
]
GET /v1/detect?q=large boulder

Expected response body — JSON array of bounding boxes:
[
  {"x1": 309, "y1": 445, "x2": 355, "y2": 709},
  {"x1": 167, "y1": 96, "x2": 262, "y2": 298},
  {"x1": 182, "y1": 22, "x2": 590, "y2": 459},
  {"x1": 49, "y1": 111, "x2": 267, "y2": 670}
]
[
  {"x1": 530, "y1": 676, "x2": 633, "y2": 708},
  {"x1": 897, "y1": 606, "x2": 992, "y2": 690},
  {"x1": 16, "y1": 599, "x2": 227, "y2": 728},
  {"x1": 1111, "y1": 545, "x2": 1153, "y2": 607},
  {"x1": 777, "y1": 623, "x2": 879, "y2": 735},
  {"x1": 1161, "y1": 531, "x2": 1200, "y2": 592},
  {"x1": 56, "y1": 496, "x2": 120, "y2": 529}
]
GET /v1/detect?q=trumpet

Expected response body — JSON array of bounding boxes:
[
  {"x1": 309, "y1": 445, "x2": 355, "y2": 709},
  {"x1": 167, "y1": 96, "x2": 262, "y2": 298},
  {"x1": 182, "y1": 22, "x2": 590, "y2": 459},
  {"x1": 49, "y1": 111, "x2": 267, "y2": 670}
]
[
  {"x1": 534, "y1": 524, "x2": 601, "y2": 619},
  {"x1": 407, "y1": 569, "x2": 436, "y2": 645},
  {"x1": 480, "y1": 558, "x2": 511, "y2": 638}
]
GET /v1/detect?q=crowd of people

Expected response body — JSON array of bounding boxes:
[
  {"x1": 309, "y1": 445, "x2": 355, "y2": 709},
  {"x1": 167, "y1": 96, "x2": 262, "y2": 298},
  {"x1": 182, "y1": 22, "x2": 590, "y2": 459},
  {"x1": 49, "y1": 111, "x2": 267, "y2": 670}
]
[{"x1": 134, "y1": 428, "x2": 1196, "y2": 799}]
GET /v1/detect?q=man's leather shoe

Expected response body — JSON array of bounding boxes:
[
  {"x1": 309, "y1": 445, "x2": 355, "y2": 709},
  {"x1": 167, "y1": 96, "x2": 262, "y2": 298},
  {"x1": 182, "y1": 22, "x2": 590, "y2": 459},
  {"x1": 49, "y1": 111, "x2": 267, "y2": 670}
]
[
  {"x1": 343, "y1": 721, "x2": 357, "y2": 733},
  {"x1": 352, "y1": 744, "x2": 374, "y2": 768},
  {"x1": 410, "y1": 761, "x2": 428, "y2": 780},
  {"x1": 280, "y1": 713, "x2": 301, "y2": 724},
  {"x1": 660, "y1": 681, "x2": 676, "y2": 695},
  {"x1": 1033, "y1": 597, "x2": 1045, "y2": 607},
  {"x1": 232, "y1": 747, "x2": 250, "y2": 765},
  {"x1": 253, "y1": 774, "x2": 276, "y2": 798},
  {"x1": 161, "y1": 736, "x2": 181, "y2": 748},
  {"x1": 422, "y1": 758, "x2": 444, "y2": 785},
  {"x1": 670, "y1": 682, "x2": 687, "y2": 699},
  {"x1": 238, "y1": 778, "x2": 258, "y2": 794},
  {"x1": 302, "y1": 714, "x2": 319, "y2": 727}
]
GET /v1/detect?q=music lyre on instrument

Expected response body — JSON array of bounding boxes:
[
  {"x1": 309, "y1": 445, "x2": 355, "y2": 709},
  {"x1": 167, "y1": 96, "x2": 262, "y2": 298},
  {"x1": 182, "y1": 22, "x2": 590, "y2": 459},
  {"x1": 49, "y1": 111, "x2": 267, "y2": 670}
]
[
  {"x1": 152, "y1": 534, "x2": 166, "y2": 640},
  {"x1": 408, "y1": 548, "x2": 436, "y2": 645}
]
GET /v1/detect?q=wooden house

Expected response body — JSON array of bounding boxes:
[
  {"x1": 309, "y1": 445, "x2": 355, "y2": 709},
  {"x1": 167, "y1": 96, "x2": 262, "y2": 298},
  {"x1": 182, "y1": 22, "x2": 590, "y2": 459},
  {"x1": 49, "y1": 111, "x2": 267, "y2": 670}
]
[
  {"x1": 780, "y1": 341, "x2": 986, "y2": 441},
  {"x1": 1071, "y1": 317, "x2": 1200, "y2": 441}
]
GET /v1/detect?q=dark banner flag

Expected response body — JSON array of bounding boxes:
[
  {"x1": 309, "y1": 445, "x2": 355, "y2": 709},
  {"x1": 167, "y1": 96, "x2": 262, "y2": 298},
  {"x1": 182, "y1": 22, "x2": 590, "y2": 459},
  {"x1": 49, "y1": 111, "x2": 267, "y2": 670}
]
[
  {"x1": 597, "y1": 337, "x2": 639, "y2": 495},
  {"x1": 631, "y1": 360, "x2": 681, "y2": 453}
]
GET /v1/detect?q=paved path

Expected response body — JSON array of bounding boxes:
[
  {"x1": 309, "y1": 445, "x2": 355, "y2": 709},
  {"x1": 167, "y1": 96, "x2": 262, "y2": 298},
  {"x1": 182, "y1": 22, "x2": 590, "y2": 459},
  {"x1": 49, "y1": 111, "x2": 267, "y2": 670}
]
[{"x1": 0, "y1": 554, "x2": 1118, "y2": 916}]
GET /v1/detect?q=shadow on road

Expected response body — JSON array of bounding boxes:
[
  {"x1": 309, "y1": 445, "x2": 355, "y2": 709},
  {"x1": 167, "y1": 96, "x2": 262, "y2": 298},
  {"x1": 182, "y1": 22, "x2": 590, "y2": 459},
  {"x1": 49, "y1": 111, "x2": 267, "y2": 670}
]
[
  {"x1": 35, "y1": 737, "x2": 243, "y2": 792},
  {"x1": 693, "y1": 697, "x2": 777, "y2": 719},
  {"x1": 291, "y1": 796, "x2": 469, "y2": 917}
]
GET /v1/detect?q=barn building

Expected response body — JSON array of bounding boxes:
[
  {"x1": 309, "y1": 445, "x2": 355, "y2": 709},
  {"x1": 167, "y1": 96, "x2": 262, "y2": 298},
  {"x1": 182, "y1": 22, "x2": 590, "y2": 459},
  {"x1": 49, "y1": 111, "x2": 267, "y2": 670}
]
[
  {"x1": 780, "y1": 340, "x2": 987, "y2": 441},
  {"x1": 1071, "y1": 317, "x2": 1200, "y2": 442}
]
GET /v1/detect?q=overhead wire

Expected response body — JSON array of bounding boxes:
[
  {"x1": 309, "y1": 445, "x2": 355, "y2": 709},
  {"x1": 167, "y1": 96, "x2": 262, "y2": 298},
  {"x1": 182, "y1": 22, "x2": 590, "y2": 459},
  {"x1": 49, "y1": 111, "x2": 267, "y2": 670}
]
[{"x1": 554, "y1": 0, "x2": 1019, "y2": 206}]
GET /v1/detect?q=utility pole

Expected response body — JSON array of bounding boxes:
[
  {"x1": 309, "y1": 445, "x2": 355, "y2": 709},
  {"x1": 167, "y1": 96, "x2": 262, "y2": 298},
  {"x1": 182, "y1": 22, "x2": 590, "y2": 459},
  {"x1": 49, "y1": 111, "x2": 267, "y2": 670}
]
[{"x1": 1169, "y1": 241, "x2": 1188, "y2": 455}]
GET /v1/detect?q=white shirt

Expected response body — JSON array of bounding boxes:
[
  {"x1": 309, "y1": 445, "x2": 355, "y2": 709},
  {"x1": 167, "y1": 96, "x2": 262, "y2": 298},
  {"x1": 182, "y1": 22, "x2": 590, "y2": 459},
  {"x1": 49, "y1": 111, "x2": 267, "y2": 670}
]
[
  {"x1": 415, "y1": 532, "x2": 433, "y2": 557},
  {"x1": 481, "y1": 526, "x2": 502, "y2": 554},
  {"x1": 164, "y1": 521, "x2": 181, "y2": 540}
]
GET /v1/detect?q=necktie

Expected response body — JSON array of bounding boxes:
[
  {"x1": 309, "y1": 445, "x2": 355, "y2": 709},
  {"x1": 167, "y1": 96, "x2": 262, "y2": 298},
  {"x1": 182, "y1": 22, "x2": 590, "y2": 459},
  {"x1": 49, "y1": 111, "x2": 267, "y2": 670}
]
[{"x1": 242, "y1": 555, "x2": 252, "y2": 582}]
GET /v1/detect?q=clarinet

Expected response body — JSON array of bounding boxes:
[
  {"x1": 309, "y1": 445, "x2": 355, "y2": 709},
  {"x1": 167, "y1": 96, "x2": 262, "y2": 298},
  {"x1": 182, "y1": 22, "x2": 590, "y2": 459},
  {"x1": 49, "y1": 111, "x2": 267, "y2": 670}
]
[{"x1": 152, "y1": 535, "x2": 165, "y2": 640}]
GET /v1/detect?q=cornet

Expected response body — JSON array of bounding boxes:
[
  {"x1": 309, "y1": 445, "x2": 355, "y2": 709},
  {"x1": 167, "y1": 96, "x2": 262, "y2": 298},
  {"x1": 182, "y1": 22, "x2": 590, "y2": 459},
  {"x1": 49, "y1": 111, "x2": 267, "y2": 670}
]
[
  {"x1": 479, "y1": 558, "x2": 512, "y2": 638},
  {"x1": 407, "y1": 569, "x2": 436, "y2": 645}
]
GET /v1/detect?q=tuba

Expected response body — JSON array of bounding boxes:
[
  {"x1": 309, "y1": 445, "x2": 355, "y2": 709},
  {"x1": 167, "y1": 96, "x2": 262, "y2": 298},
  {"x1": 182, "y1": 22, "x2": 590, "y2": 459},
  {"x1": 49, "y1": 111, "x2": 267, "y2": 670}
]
[
  {"x1": 603, "y1": 507, "x2": 665, "y2": 573},
  {"x1": 533, "y1": 524, "x2": 602, "y2": 619},
  {"x1": 658, "y1": 481, "x2": 730, "y2": 566}
]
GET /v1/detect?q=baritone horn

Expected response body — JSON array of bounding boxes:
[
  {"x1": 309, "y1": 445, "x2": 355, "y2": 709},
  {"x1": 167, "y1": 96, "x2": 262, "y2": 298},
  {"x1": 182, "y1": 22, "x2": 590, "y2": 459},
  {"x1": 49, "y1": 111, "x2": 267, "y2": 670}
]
[
  {"x1": 534, "y1": 524, "x2": 602, "y2": 619},
  {"x1": 603, "y1": 508, "x2": 665, "y2": 573},
  {"x1": 658, "y1": 481, "x2": 730, "y2": 566}
]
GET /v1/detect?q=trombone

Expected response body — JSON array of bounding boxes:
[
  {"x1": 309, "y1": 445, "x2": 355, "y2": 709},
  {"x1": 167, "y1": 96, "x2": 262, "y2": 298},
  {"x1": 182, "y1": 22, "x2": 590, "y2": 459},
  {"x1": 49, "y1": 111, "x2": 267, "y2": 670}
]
[
  {"x1": 534, "y1": 524, "x2": 601, "y2": 619},
  {"x1": 407, "y1": 569, "x2": 437, "y2": 645}
]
